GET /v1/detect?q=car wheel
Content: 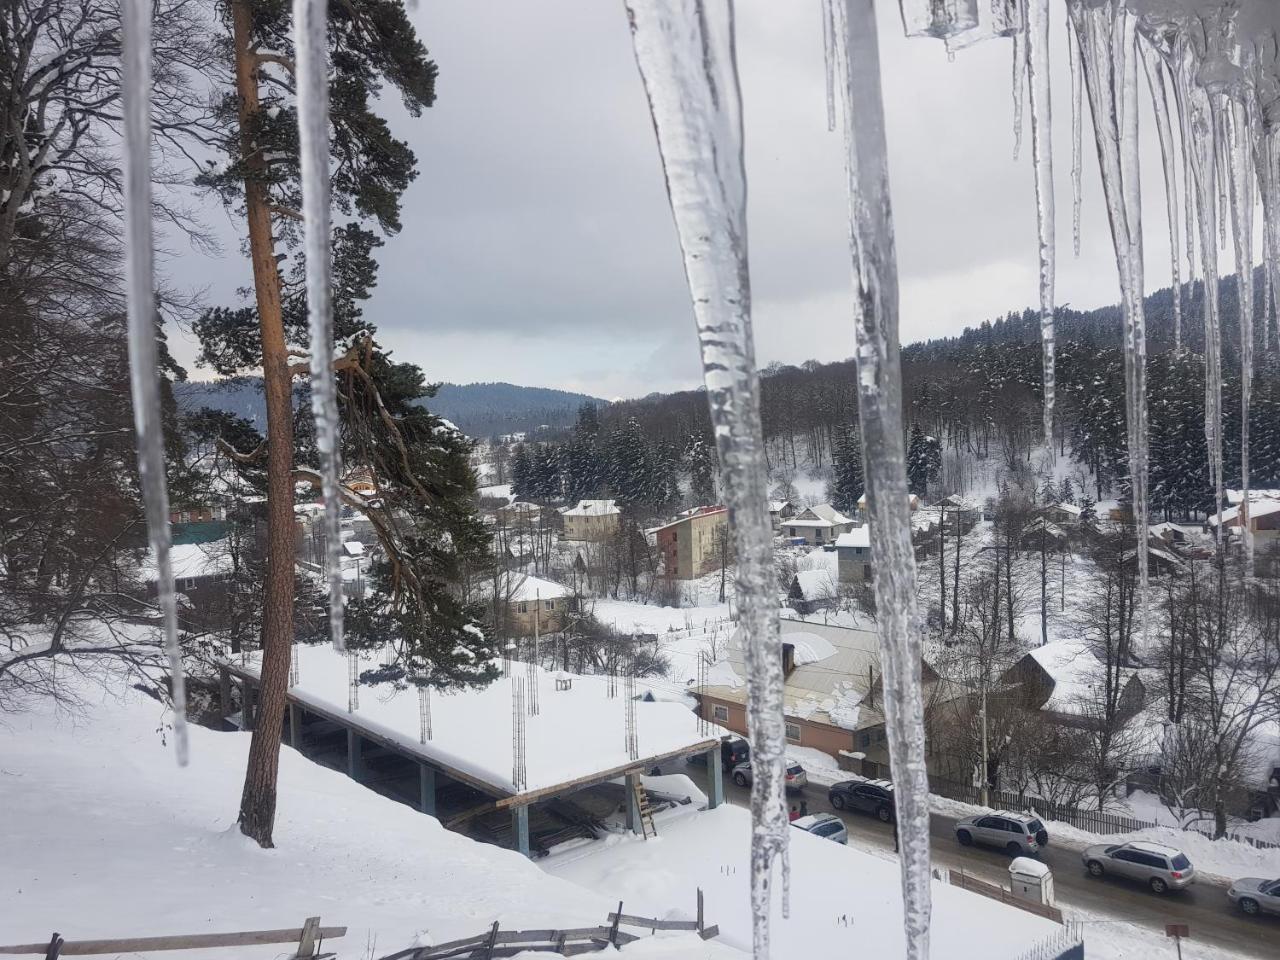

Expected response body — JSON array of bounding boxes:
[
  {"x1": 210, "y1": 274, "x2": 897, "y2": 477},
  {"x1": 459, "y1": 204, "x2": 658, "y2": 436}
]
[
  {"x1": 957, "y1": 829, "x2": 973, "y2": 846},
  {"x1": 733, "y1": 772, "x2": 748, "y2": 787},
  {"x1": 830, "y1": 793, "x2": 846, "y2": 810},
  {"x1": 876, "y1": 806, "x2": 892, "y2": 823},
  {"x1": 1006, "y1": 842, "x2": 1022, "y2": 857},
  {"x1": 1149, "y1": 877, "x2": 1168, "y2": 895},
  {"x1": 1239, "y1": 897, "x2": 1260, "y2": 915},
  {"x1": 1086, "y1": 860, "x2": 1104, "y2": 878}
]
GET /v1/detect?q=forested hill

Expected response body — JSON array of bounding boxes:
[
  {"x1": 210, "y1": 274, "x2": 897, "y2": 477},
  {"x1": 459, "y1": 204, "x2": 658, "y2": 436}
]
[{"x1": 174, "y1": 378, "x2": 601, "y2": 439}]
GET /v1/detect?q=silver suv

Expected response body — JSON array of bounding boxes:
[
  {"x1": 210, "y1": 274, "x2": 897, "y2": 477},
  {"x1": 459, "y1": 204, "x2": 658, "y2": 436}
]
[
  {"x1": 1082, "y1": 841, "x2": 1195, "y2": 894},
  {"x1": 954, "y1": 811, "x2": 1048, "y2": 856},
  {"x1": 1227, "y1": 877, "x2": 1280, "y2": 916}
]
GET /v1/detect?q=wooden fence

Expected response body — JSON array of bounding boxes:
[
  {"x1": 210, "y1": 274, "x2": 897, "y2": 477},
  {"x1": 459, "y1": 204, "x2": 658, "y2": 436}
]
[
  {"x1": 948, "y1": 870, "x2": 1063, "y2": 924},
  {"x1": 0, "y1": 918, "x2": 344, "y2": 959},
  {"x1": 381, "y1": 891, "x2": 719, "y2": 960}
]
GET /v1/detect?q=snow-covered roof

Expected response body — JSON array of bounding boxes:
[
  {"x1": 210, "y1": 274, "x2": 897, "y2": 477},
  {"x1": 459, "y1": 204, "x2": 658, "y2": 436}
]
[
  {"x1": 796, "y1": 503, "x2": 854, "y2": 525},
  {"x1": 1043, "y1": 501, "x2": 1082, "y2": 517},
  {"x1": 856, "y1": 493, "x2": 920, "y2": 510},
  {"x1": 506, "y1": 574, "x2": 572, "y2": 602},
  {"x1": 1209, "y1": 499, "x2": 1280, "y2": 527},
  {"x1": 768, "y1": 500, "x2": 790, "y2": 513},
  {"x1": 786, "y1": 518, "x2": 844, "y2": 529},
  {"x1": 835, "y1": 528, "x2": 871, "y2": 549},
  {"x1": 138, "y1": 541, "x2": 235, "y2": 583},
  {"x1": 235, "y1": 646, "x2": 718, "y2": 796},
  {"x1": 793, "y1": 569, "x2": 839, "y2": 601},
  {"x1": 786, "y1": 631, "x2": 838, "y2": 666},
  {"x1": 653, "y1": 505, "x2": 727, "y2": 533},
  {"x1": 1226, "y1": 489, "x2": 1280, "y2": 505},
  {"x1": 562, "y1": 499, "x2": 619, "y2": 517},
  {"x1": 342, "y1": 541, "x2": 365, "y2": 557},
  {"x1": 937, "y1": 494, "x2": 978, "y2": 510},
  {"x1": 1019, "y1": 639, "x2": 1140, "y2": 716},
  {"x1": 1023, "y1": 517, "x2": 1068, "y2": 540},
  {"x1": 499, "y1": 500, "x2": 542, "y2": 513}
]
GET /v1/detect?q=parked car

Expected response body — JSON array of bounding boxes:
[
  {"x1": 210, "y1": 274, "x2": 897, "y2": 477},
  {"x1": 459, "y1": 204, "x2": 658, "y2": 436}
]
[
  {"x1": 829, "y1": 778, "x2": 895, "y2": 822},
  {"x1": 730, "y1": 759, "x2": 808, "y2": 791},
  {"x1": 1081, "y1": 841, "x2": 1195, "y2": 894},
  {"x1": 792, "y1": 812, "x2": 848, "y2": 844},
  {"x1": 1228, "y1": 877, "x2": 1280, "y2": 916},
  {"x1": 954, "y1": 811, "x2": 1048, "y2": 856},
  {"x1": 689, "y1": 736, "x2": 751, "y2": 773}
]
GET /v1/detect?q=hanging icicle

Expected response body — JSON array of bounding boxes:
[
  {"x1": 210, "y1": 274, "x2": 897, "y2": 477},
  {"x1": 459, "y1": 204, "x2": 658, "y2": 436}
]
[
  {"x1": 1011, "y1": 0, "x2": 1027, "y2": 160},
  {"x1": 122, "y1": 0, "x2": 187, "y2": 766},
  {"x1": 293, "y1": 0, "x2": 345, "y2": 650},
  {"x1": 418, "y1": 682, "x2": 432, "y2": 743},
  {"x1": 1025, "y1": 0, "x2": 1056, "y2": 454},
  {"x1": 1069, "y1": 11, "x2": 1084, "y2": 258},
  {"x1": 347, "y1": 649, "x2": 359, "y2": 713},
  {"x1": 623, "y1": 2, "x2": 789, "y2": 953},
  {"x1": 822, "y1": 0, "x2": 837, "y2": 133},
  {"x1": 1141, "y1": 42, "x2": 1183, "y2": 353},
  {"x1": 1227, "y1": 98, "x2": 1256, "y2": 575},
  {"x1": 834, "y1": 2, "x2": 932, "y2": 956}
]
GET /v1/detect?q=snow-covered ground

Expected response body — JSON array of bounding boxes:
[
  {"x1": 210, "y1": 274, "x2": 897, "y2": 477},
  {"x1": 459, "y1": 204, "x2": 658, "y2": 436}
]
[
  {"x1": 543, "y1": 803, "x2": 1062, "y2": 960},
  {"x1": 0, "y1": 681, "x2": 730, "y2": 959}
]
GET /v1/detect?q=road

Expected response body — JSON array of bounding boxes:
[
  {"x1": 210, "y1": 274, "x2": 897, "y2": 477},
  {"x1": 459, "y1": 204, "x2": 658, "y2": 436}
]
[{"x1": 678, "y1": 763, "x2": 1280, "y2": 958}]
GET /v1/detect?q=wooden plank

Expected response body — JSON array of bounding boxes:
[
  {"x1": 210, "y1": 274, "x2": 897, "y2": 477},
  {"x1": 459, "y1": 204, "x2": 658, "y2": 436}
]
[
  {"x1": 606, "y1": 915, "x2": 697, "y2": 932},
  {"x1": 295, "y1": 917, "x2": 320, "y2": 958},
  {"x1": 0, "y1": 927, "x2": 347, "y2": 956},
  {"x1": 699, "y1": 925, "x2": 720, "y2": 941}
]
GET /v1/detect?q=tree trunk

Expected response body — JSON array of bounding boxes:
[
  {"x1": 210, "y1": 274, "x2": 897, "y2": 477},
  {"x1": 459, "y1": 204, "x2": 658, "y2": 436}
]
[{"x1": 232, "y1": 0, "x2": 296, "y2": 849}]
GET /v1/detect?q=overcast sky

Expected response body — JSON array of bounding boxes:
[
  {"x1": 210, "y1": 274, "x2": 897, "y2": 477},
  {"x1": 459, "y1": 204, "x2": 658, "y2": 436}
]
[{"x1": 167, "y1": 0, "x2": 1181, "y2": 400}]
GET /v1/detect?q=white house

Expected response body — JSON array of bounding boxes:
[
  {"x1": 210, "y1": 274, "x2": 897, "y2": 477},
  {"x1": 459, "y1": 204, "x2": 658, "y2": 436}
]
[
  {"x1": 560, "y1": 499, "x2": 620, "y2": 541},
  {"x1": 835, "y1": 527, "x2": 872, "y2": 583},
  {"x1": 783, "y1": 503, "x2": 856, "y2": 546}
]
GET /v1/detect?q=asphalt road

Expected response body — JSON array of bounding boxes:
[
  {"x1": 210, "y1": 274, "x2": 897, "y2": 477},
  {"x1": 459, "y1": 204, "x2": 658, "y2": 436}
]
[{"x1": 678, "y1": 763, "x2": 1280, "y2": 958}]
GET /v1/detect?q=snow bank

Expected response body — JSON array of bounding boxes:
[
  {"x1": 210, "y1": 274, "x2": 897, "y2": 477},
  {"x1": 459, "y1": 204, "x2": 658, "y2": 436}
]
[
  {"x1": 543, "y1": 804, "x2": 1059, "y2": 960},
  {"x1": 0, "y1": 683, "x2": 624, "y2": 957}
]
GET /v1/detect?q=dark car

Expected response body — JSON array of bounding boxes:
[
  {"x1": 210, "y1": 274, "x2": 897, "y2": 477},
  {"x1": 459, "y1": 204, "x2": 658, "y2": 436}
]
[
  {"x1": 829, "y1": 778, "x2": 895, "y2": 823},
  {"x1": 689, "y1": 735, "x2": 751, "y2": 772}
]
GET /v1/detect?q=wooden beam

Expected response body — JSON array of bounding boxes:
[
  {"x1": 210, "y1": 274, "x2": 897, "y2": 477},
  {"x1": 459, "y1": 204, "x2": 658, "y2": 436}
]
[{"x1": 0, "y1": 926, "x2": 347, "y2": 956}]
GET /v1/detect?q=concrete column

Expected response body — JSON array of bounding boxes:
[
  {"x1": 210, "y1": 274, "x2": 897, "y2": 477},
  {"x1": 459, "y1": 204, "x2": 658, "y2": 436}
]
[
  {"x1": 511, "y1": 804, "x2": 531, "y2": 858},
  {"x1": 288, "y1": 703, "x2": 301, "y2": 749},
  {"x1": 347, "y1": 729, "x2": 362, "y2": 781},
  {"x1": 419, "y1": 764, "x2": 437, "y2": 816},
  {"x1": 625, "y1": 771, "x2": 643, "y2": 834},
  {"x1": 706, "y1": 746, "x2": 724, "y2": 810}
]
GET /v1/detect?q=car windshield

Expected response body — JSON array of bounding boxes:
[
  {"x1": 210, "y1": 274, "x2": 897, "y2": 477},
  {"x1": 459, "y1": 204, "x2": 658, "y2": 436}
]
[
  {"x1": 1171, "y1": 854, "x2": 1191, "y2": 870},
  {"x1": 787, "y1": 764, "x2": 803, "y2": 776},
  {"x1": 1026, "y1": 820, "x2": 1044, "y2": 834}
]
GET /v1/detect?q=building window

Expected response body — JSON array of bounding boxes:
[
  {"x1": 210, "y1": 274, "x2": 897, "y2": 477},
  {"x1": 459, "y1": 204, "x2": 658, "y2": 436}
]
[
  {"x1": 712, "y1": 704, "x2": 729, "y2": 722},
  {"x1": 859, "y1": 732, "x2": 871, "y2": 749},
  {"x1": 544, "y1": 599, "x2": 555, "y2": 611},
  {"x1": 517, "y1": 601, "x2": 528, "y2": 614},
  {"x1": 785, "y1": 722, "x2": 802, "y2": 743}
]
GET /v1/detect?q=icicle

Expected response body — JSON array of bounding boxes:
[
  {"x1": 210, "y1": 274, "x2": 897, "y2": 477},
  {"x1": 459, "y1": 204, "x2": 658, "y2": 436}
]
[
  {"x1": 1227, "y1": 98, "x2": 1255, "y2": 575},
  {"x1": 1142, "y1": 41, "x2": 1183, "y2": 353},
  {"x1": 1012, "y1": 0, "x2": 1027, "y2": 160},
  {"x1": 1025, "y1": 0, "x2": 1055, "y2": 455},
  {"x1": 833, "y1": 2, "x2": 932, "y2": 956},
  {"x1": 1069, "y1": 13, "x2": 1083, "y2": 257},
  {"x1": 822, "y1": 0, "x2": 837, "y2": 133},
  {"x1": 1068, "y1": 1, "x2": 1149, "y2": 650},
  {"x1": 294, "y1": 0, "x2": 344, "y2": 650},
  {"x1": 123, "y1": 0, "x2": 187, "y2": 766},
  {"x1": 1217, "y1": 106, "x2": 1230, "y2": 249},
  {"x1": 899, "y1": 0, "x2": 978, "y2": 40},
  {"x1": 623, "y1": 3, "x2": 789, "y2": 954}
]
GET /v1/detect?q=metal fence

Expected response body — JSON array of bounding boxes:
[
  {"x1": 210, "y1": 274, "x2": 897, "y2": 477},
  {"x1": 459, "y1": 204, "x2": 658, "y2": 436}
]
[
  {"x1": 1008, "y1": 923, "x2": 1084, "y2": 960},
  {"x1": 928, "y1": 774, "x2": 1280, "y2": 851}
]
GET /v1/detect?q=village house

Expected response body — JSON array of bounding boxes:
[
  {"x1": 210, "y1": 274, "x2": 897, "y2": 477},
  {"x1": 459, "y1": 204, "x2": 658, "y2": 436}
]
[
  {"x1": 855, "y1": 492, "x2": 920, "y2": 523},
  {"x1": 1037, "y1": 501, "x2": 1083, "y2": 527},
  {"x1": 560, "y1": 499, "x2": 620, "y2": 542},
  {"x1": 1209, "y1": 495, "x2": 1280, "y2": 548},
  {"x1": 787, "y1": 567, "x2": 840, "y2": 615},
  {"x1": 1020, "y1": 516, "x2": 1069, "y2": 550},
  {"x1": 783, "y1": 503, "x2": 856, "y2": 546},
  {"x1": 655, "y1": 505, "x2": 728, "y2": 580},
  {"x1": 496, "y1": 500, "x2": 542, "y2": 529},
  {"x1": 344, "y1": 467, "x2": 378, "y2": 497},
  {"x1": 502, "y1": 574, "x2": 572, "y2": 636},
  {"x1": 695, "y1": 620, "x2": 955, "y2": 780},
  {"x1": 936, "y1": 493, "x2": 979, "y2": 531},
  {"x1": 999, "y1": 638, "x2": 1146, "y2": 730},
  {"x1": 835, "y1": 527, "x2": 872, "y2": 583},
  {"x1": 767, "y1": 499, "x2": 795, "y2": 529}
]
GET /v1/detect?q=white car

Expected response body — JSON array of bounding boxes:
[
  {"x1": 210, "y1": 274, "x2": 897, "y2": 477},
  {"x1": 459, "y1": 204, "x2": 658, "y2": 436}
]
[
  {"x1": 1228, "y1": 877, "x2": 1280, "y2": 916},
  {"x1": 792, "y1": 812, "x2": 848, "y2": 844}
]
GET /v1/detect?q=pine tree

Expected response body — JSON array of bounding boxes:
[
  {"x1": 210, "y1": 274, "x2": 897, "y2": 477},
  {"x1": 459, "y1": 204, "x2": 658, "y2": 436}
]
[
  {"x1": 510, "y1": 444, "x2": 532, "y2": 499},
  {"x1": 828, "y1": 430, "x2": 864, "y2": 514},
  {"x1": 1079, "y1": 496, "x2": 1099, "y2": 532},
  {"x1": 906, "y1": 423, "x2": 940, "y2": 496},
  {"x1": 192, "y1": 0, "x2": 442, "y2": 847},
  {"x1": 1059, "y1": 477, "x2": 1076, "y2": 504},
  {"x1": 687, "y1": 433, "x2": 718, "y2": 506},
  {"x1": 1040, "y1": 478, "x2": 1059, "y2": 505}
]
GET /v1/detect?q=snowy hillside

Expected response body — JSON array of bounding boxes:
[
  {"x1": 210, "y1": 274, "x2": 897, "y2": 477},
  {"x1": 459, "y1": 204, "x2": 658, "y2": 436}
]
[{"x1": 0, "y1": 682, "x2": 730, "y2": 959}]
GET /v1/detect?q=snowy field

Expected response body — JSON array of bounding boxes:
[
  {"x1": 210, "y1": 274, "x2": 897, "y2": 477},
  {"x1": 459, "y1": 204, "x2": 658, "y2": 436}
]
[
  {"x1": 237, "y1": 645, "x2": 717, "y2": 793},
  {"x1": 0, "y1": 682, "x2": 732, "y2": 959},
  {"x1": 543, "y1": 803, "x2": 1062, "y2": 960}
]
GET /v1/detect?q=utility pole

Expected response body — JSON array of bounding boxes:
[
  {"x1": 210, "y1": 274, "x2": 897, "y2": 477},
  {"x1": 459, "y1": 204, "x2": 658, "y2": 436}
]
[{"x1": 979, "y1": 677, "x2": 990, "y2": 807}]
